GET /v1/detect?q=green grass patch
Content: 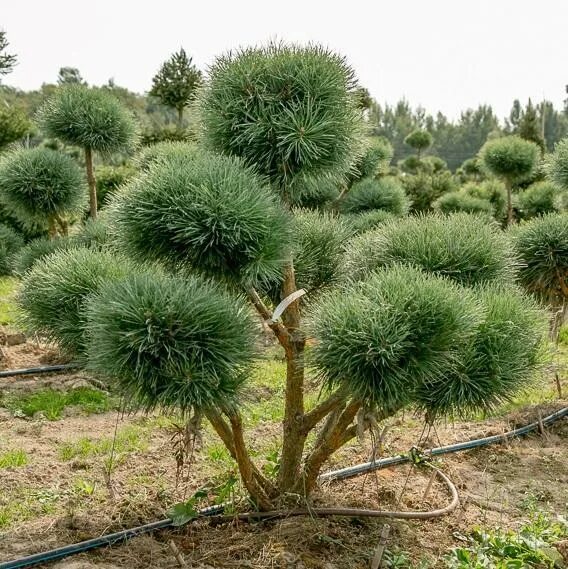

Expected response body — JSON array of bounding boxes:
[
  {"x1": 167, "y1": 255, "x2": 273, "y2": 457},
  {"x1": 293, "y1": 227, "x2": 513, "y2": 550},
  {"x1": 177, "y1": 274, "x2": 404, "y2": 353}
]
[
  {"x1": 0, "y1": 448, "x2": 28, "y2": 468},
  {"x1": 58, "y1": 425, "x2": 149, "y2": 461},
  {"x1": 5, "y1": 387, "x2": 116, "y2": 420},
  {"x1": 0, "y1": 487, "x2": 59, "y2": 529},
  {"x1": 0, "y1": 276, "x2": 19, "y2": 325}
]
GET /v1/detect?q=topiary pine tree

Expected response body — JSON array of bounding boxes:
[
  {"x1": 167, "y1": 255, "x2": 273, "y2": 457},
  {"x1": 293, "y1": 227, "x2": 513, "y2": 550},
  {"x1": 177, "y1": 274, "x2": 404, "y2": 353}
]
[
  {"x1": 19, "y1": 44, "x2": 548, "y2": 509},
  {"x1": 37, "y1": 85, "x2": 138, "y2": 219},
  {"x1": 57, "y1": 67, "x2": 85, "y2": 85},
  {"x1": 150, "y1": 48, "x2": 202, "y2": 127},
  {"x1": 0, "y1": 147, "x2": 86, "y2": 237},
  {"x1": 404, "y1": 129, "x2": 433, "y2": 159},
  {"x1": 479, "y1": 135, "x2": 540, "y2": 226}
]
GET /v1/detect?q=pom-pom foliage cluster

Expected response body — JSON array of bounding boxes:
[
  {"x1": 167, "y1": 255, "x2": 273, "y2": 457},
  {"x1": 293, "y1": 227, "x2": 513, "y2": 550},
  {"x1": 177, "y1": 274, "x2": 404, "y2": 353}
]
[
  {"x1": 340, "y1": 177, "x2": 409, "y2": 216},
  {"x1": 111, "y1": 149, "x2": 291, "y2": 286},
  {"x1": 199, "y1": 43, "x2": 362, "y2": 193},
  {"x1": 311, "y1": 267, "x2": 545, "y2": 417},
  {"x1": 510, "y1": 213, "x2": 568, "y2": 306},
  {"x1": 19, "y1": 248, "x2": 135, "y2": 356},
  {"x1": 37, "y1": 85, "x2": 138, "y2": 155},
  {"x1": 87, "y1": 273, "x2": 256, "y2": 412},
  {"x1": 343, "y1": 213, "x2": 516, "y2": 286},
  {"x1": 0, "y1": 147, "x2": 85, "y2": 233}
]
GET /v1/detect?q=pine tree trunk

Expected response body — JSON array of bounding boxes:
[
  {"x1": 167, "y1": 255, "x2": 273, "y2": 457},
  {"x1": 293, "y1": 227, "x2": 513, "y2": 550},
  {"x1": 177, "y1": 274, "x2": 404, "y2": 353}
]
[
  {"x1": 177, "y1": 107, "x2": 184, "y2": 129},
  {"x1": 277, "y1": 261, "x2": 308, "y2": 493},
  {"x1": 85, "y1": 147, "x2": 97, "y2": 219}
]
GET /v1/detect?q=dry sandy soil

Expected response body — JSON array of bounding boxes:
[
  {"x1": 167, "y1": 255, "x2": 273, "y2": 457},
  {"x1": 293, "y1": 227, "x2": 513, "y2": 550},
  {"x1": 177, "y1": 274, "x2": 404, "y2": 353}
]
[{"x1": 0, "y1": 338, "x2": 567, "y2": 568}]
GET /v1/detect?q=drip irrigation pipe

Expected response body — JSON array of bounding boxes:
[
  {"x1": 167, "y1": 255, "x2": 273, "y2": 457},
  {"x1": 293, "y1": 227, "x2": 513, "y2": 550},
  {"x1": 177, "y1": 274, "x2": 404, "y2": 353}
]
[
  {"x1": 0, "y1": 364, "x2": 81, "y2": 379},
  {"x1": 1, "y1": 406, "x2": 566, "y2": 569}
]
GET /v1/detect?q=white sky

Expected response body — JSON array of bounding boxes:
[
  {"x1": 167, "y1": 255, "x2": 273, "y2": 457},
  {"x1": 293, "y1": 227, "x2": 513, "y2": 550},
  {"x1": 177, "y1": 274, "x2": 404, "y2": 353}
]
[{"x1": 2, "y1": 0, "x2": 567, "y2": 121}]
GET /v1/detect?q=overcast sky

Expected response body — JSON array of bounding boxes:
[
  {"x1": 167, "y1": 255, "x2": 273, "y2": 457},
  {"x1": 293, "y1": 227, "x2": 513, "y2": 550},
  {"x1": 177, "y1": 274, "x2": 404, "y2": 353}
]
[{"x1": 2, "y1": 0, "x2": 566, "y2": 121}]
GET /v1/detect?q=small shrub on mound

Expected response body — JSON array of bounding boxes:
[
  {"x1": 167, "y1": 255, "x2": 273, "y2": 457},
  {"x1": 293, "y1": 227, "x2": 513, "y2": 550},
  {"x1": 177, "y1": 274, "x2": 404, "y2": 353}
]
[
  {"x1": 135, "y1": 141, "x2": 199, "y2": 171},
  {"x1": 518, "y1": 181, "x2": 561, "y2": 219},
  {"x1": 433, "y1": 191, "x2": 493, "y2": 216},
  {"x1": 11, "y1": 237, "x2": 75, "y2": 276},
  {"x1": 510, "y1": 213, "x2": 568, "y2": 305},
  {"x1": 0, "y1": 147, "x2": 85, "y2": 229},
  {"x1": 343, "y1": 209, "x2": 396, "y2": 234},
  {"x1": 86, "y1": 272, "x2": 257, "y2": 411},
  {"x1": 0, "y1": 223, "x2": 24, "y2": 275},
  {"x1": 72, "y1": 218, "x2": 110, "y2": 250},
  {"x1": 19, "y1": 248, "x2": 136, "y2": 356},
  {"x1": 414, "y1": 285, "x2": 546, "y2": 417},
  {"x1": 402, "y1": 171, "x2": 457, "y2": 212},
  {"x1": 340, "y1": 177, "x2": 409, "y2": 215},
  {"x1": 111, "y1": 150, "x2": 291, "y2": 286},
  {"x1": 463, "y1": 180, "x2": 507, "y2": 221},
  {"x1": 310, "y1": 265, "x2": 481, "y2": 411},
  {"x1": 342, "y1": 213, "x2": 516, "y2": 286}
]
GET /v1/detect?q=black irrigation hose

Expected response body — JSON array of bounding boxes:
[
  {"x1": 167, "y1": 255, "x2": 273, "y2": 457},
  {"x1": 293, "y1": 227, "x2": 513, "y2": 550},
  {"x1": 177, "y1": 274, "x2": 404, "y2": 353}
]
[
  {"x1": 0, "y1": 364, "x2": 81, "y2": 379},
  {"x1": 1, "y1": 406, "x2": 566, "y2": 569}
]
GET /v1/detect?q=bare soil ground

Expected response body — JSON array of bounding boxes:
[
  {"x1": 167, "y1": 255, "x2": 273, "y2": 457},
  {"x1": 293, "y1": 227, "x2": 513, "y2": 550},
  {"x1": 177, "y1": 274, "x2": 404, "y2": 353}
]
[{"x1": 0, "y1": 337, "x2": 567, "y2": 569}]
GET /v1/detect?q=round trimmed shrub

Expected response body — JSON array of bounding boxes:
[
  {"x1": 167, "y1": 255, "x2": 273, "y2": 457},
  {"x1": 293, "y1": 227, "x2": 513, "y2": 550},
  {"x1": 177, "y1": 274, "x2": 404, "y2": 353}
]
[
  {"x1": 343, "y1": 213, "x2": 517, "y2": 286},
  {"x1": 19, "y1": 248, "x2": 135, "y2": 356},
  {"x1": 414, "y1": 285, "x2": 546, "y2": 417},
  {"x1": 37, "y1": 85, "x2": 138, "y2": 154},
  {"x1": 404, "y1": 130, "x2": 433, "y2": 154},
  {"x1": 510, "y1": 213, "x2": 568, "y2": 304},
  {"x1": 310, "y1": 265, "x2": 481, "y2": 410},
  {"x1": 86, "y1": 272, "x2": 257, "y2": 411},
  {"x1": 11, "y1": 236, "x2": 75, "y2": 276},
  {"x1": 0, "y1": 223, "x2": 24, "y2": 275},
  {"x1": 110, "y1": 150, "x2": 291, "y2": 285},
  {"x1": 518, "y1": 181, "x2": 560, "y2": 219},
  {"x1": 0, "y1": 147, "x2": 85, "y2": 227},
  {"x1": 545, "y1": 138, "x2": 568, "y2": 190},
  {"x1": 480, "y1": 136, "x2": 540, "y2": 182},
  {"x1": 343, "y1": 209, "x2": 396, "y2": 234},
  {"x1": 433, "y1": 192, "x2": 493, "y2": 216},
  {"x1": 199, "y1": 43, "x2": 361, "y2": 191},
  {"x1": 135, "y1": 141, "x2": 199, "y2": 171},
  {"x1": 340, "y1": 177, "x2": 409, "y2": 216}
]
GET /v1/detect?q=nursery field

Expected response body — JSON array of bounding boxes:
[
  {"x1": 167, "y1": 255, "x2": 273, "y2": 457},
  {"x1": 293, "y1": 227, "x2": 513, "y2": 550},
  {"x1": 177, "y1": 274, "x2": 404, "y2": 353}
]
[{"x1": 1, "y1": 278, "x2": 567, "y2": 569}]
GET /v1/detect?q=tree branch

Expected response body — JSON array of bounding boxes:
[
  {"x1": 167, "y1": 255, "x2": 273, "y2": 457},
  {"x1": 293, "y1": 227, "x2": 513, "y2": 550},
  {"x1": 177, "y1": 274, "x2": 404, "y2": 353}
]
[
  {"x1": 302, "y1": 387, "x2": 349, "y2": 433},
  {"x1": 247, "y1": 287, "x2": 290, "y2": 349}
]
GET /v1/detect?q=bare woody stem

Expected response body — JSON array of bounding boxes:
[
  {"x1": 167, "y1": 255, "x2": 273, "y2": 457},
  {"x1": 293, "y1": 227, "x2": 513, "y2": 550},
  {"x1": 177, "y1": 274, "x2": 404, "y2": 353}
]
[
  {"x1": 85, "y1": 146, "x2": 97, "y2": 219},
  {"x1": 297, "y1": 400, "x2": 362, "y2": 494}
]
